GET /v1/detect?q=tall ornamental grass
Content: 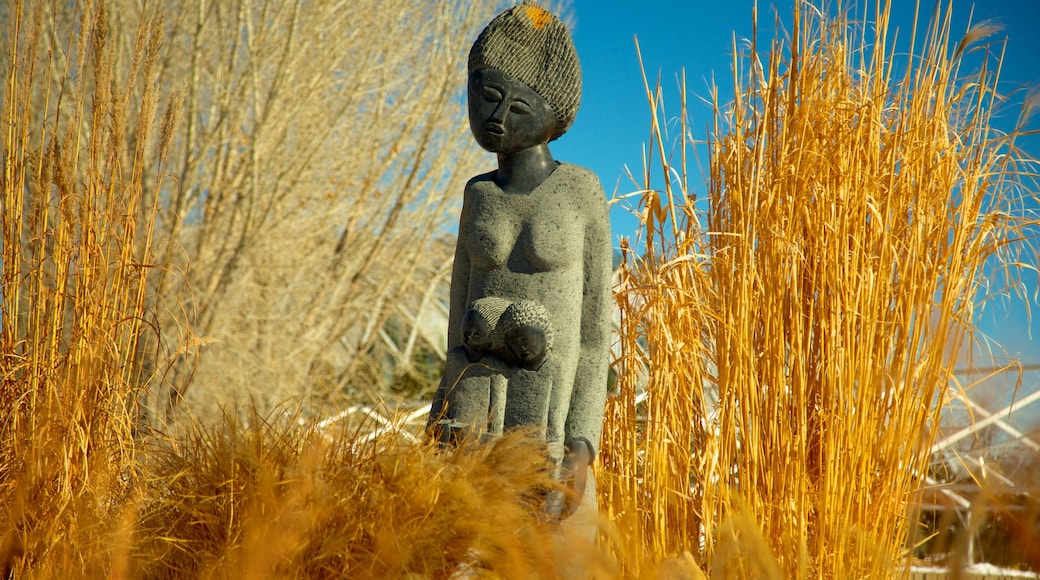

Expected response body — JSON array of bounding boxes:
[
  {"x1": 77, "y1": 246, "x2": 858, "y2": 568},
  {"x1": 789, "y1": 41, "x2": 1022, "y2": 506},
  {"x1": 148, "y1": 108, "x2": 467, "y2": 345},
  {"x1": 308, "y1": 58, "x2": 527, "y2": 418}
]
[
  {"x1": 4, "y1": 0, "x2": 513, "y2": 429},
  {"x1": 600, "y1": 1, "x2": 1038, "y2": 577},
  {"x1": 1, "y1": 0, "x2": 180, "y2": 573}
]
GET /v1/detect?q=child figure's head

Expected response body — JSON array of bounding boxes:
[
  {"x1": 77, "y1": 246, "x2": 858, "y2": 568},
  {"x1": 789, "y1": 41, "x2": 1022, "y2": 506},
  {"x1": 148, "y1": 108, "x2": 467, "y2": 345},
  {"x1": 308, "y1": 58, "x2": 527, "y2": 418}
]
[
  {"x1": 499, "y1": 299, "x2": 554, "y2": 371},
  {"x1": 461, "y1": 296, "x2": 512, "y2": 361}
]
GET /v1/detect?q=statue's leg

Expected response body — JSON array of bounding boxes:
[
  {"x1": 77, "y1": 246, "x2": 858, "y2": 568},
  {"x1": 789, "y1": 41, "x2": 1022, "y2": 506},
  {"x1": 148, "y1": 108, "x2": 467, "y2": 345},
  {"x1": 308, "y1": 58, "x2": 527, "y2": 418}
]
[
  {"x1": 502, "y1": 362, "x2": 553, "y2": 438},
  {"x1": 501, "y1": 359, "x2": 566, "y2": 517},
  {"x1": 434, "y1": 347, "x2": 494, "y2": 445},
  {"x1": 542, "y1": 357, "x2": 568, "y2": 457},
  {"x1": 486, "y1": 370, "x2": 508, "y2": 438},
  {"x1": 556, "y1": 466, "x2": 599, "y2": 573},
  {"x1": 532, "y1": 358, "x2": 582, "y2": 521}
]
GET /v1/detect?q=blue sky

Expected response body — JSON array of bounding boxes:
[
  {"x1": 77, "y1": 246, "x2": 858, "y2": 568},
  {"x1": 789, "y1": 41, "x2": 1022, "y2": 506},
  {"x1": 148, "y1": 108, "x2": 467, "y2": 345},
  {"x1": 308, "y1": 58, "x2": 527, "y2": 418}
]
[
  {"x1": 554, "y1": 0, "x2": 1039, "y2": 233},
  {"x1": 546, "y1": 1, "x2": 1039, "y2": 388}
]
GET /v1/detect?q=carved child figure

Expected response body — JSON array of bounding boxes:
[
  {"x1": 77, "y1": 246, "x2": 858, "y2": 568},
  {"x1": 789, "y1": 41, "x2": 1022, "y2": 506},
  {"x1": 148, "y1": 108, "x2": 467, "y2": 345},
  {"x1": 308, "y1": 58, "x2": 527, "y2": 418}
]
[
  {"x1": 433, "y1": 297, "x2": 558, "y2": 442},
  {"x1": 427, "y1": 0, "x2": 612, "y2": 520},
  {"x1": 460, "y1": 296, "x2": 554, "y2": 370}
]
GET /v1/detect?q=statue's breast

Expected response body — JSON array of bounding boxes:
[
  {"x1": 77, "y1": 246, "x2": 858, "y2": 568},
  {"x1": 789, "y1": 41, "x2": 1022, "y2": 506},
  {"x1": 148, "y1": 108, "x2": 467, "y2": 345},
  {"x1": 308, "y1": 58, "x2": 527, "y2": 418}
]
[
  {"x1": 461, "y1": 170, "x2": 588, "y2": 274},
  {"x1": 467, "y1": 213, "x2": 516, "y2": 271},
  {"x1": 519, "y1": 217, "x2": 580, "y2": 272}
]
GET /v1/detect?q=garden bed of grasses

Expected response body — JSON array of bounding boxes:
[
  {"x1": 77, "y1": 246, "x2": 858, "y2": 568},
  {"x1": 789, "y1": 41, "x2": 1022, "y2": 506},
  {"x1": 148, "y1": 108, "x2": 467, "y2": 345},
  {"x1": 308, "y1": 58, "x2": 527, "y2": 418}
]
[{"x1": 2, "y1": 0, "x2": 1038, "y2": 577}]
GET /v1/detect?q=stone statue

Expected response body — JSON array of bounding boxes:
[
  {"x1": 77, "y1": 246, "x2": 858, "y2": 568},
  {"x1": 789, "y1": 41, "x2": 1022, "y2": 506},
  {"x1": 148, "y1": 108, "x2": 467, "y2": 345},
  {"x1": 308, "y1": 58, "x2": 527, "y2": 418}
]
[{"x1": 427, "y1": 0, "x2": 612, "y2": 520}]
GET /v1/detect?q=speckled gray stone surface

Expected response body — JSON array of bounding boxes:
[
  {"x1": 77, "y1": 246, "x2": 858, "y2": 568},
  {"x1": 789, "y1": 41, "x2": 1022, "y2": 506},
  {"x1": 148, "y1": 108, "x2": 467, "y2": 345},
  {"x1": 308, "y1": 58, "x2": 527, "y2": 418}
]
[{"x1": 428, "y1": 162, "x2": 611, "y2": 456}]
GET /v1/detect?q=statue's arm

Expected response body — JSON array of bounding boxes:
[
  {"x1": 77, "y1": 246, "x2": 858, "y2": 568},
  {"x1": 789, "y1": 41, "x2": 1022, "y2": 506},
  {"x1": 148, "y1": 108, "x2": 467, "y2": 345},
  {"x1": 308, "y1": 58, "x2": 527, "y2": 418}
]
[
  {"x1": 446, "y1": 230, "x2": 471, "y2": 352},
  {"x1": 565, "y1": 183, "x2": 612, "y2": 458},
  {"x1": 427, "y1": 216, "x2": 472, "y2": 431}
]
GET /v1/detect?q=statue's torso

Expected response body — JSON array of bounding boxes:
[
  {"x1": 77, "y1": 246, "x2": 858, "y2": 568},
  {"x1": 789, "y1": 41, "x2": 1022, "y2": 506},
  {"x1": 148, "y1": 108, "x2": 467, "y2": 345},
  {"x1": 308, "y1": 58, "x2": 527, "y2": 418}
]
[{"x1": 458, "y1": 163, "x2": 603, "y2": 350}]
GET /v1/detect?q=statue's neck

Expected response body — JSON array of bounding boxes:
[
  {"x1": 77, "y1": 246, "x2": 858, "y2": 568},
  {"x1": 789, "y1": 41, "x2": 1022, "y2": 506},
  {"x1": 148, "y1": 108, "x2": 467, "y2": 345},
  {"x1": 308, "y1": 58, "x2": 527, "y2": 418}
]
[{"x1": 496, "y1": 144, "x2": 556, "y2": 194}]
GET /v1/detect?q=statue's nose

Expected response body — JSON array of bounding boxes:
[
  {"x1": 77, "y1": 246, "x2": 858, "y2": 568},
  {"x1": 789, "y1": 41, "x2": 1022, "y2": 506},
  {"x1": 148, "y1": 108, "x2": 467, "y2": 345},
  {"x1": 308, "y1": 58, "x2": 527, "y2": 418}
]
[{"x1": 490, "y1": 100, "x2": 510, "y2": 125}]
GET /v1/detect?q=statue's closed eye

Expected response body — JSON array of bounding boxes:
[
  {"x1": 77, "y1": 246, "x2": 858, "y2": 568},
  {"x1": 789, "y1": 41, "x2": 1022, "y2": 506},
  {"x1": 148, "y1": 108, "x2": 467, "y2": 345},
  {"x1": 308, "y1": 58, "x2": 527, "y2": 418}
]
[
  {"x1": 509, "y1": 101, "x2": 531, "y2": 115},
  {"x1": 481, "y1": 86, "x2": 502, "y2": 102}
]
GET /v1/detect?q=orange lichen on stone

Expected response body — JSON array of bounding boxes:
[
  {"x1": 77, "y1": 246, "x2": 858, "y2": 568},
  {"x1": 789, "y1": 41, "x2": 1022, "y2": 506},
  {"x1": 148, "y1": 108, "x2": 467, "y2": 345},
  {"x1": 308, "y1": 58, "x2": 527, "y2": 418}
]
[{"x1": 525, "y1": 5, "x2": 552, "y2": 29}]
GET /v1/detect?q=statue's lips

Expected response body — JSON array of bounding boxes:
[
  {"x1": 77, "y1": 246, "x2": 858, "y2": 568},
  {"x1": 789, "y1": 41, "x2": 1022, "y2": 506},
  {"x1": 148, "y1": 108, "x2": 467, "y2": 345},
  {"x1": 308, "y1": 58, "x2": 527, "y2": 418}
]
[{"x1": 483, "y1": 122, "x2": 505, "y2": 136}]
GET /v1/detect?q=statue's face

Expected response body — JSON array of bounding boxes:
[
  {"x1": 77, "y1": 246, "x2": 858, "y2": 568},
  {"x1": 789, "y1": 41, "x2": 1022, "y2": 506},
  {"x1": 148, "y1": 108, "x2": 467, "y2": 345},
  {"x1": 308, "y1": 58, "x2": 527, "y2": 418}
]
[
  {"x1": 468, "y1": 68, "x2": 556, "y2": 155},
  {"x1": 504, "y1": 324, "x2": 547, "y2": 365},
  {"x1": 461, "y1": 309, "x2": 492, "y2": 353}
]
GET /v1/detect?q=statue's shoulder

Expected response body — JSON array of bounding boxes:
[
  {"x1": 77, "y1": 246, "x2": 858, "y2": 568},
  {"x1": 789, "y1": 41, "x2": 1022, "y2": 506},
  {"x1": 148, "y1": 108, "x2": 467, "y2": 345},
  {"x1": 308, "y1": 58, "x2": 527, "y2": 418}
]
[
  {"x1": 463, "y1": 171, "x2": 498, "y2": 205},
  {"x1": 556, "y1": 163, "x2": 601, "y2": 188},
  {"x1": 465, "y1": 171, "x2": 497, "y2": 191},
  {"x1": 556, "y1": 163, "x2": 607, "y2": 209}
]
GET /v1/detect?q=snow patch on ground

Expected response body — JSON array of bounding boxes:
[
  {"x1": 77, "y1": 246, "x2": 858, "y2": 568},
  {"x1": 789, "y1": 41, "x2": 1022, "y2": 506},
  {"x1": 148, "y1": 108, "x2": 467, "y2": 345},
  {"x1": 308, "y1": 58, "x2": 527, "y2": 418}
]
[{"x1": 911, "y1": 563, "x2": 1040, "y2": 578}]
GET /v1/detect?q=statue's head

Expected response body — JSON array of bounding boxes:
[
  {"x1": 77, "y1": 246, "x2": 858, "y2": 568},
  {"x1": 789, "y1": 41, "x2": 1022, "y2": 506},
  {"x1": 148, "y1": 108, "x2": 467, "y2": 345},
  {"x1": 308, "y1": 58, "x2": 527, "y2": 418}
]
[
  {"x1": 461, "y1": 308, "x2": 494, "y2": 354},
  {"x1": 468, "y1": 0, "x2": 581, "y2": 151},
  {"x1": 500, "y1": 299, "x2": 554, "y2": 370},
  {"x1": 504, "y1": 324, "x2": 548, "y2": 370},
  {"x1": 461, "y1": 296, "x2": 512, "y2": 361}
]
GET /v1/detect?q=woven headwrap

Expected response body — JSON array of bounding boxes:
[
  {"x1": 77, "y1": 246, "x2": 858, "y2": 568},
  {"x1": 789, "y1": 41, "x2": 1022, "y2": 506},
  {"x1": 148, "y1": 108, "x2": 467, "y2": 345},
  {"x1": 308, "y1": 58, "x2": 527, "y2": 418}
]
[{"x1": 469, "y1": 0, "x2": 581, "y2": 141}]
